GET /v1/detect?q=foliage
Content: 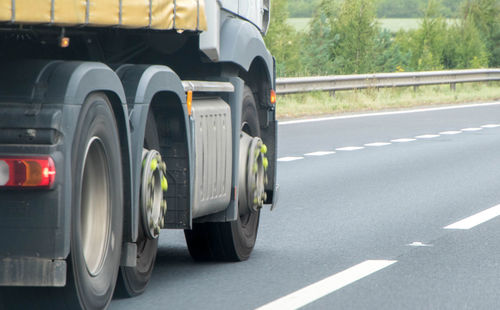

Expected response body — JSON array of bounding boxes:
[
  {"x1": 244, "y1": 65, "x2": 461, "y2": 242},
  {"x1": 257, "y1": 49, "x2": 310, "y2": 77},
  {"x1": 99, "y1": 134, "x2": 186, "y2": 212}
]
[
  {"x1": 460, "y1": 0, "x2": 500, "y2": 66},
  {"x1": 443, "y1": 18, "x2": 489, "y2": 68},
  {"x1": 377, "y1": 0, "x2": 462, "y2": 18},
  {"x1": 266, "y1": 0, "x2": 497, "y2": 77},
  {"x1": 304, "y1": 0, "x2": 379, "y2": 75},
  {"x1": 373, "y1": 30, "x2": 411, "y2": 72},
  {"x1": 395, "y1": 0, "x2": 448, "y2": 71},
  {"x1": 288, "y1": 0, "x2": 463, "y2": 18},
  {"x1": 287, "y1": 0, "x2": 321, "y2": 18},
  {"x1": 264, "y1": 0, "x2": 303, "y2": 76}
]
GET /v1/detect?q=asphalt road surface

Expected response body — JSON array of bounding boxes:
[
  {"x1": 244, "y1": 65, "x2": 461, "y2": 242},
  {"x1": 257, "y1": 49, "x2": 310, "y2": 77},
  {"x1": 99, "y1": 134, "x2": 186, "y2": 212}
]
[{"x1": 111, "y1": 101, "x2": 500, "y2": 310}]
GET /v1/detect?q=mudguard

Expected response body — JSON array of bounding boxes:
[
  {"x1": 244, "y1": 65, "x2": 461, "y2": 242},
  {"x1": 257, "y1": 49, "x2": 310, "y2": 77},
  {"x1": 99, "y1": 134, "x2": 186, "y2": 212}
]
[
  {"x1": 219, "y1": 13, "x2": 274, "y2": 85},
  {"x1": 116, "y1": 64, "x2": 192, "y2": 236}
]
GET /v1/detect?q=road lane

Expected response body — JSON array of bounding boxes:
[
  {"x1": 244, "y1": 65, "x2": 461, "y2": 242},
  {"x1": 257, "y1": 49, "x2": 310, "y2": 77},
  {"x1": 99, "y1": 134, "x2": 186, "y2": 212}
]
[
  {"x1": 307, "y1": 222, "x2": 500, "y2": 310},
  {"x1": 111, "y1": 101, "x2": 500, "y2": 310},
  {"x1": 279, "y1": 101, "x2": 500, "y2": 157}
]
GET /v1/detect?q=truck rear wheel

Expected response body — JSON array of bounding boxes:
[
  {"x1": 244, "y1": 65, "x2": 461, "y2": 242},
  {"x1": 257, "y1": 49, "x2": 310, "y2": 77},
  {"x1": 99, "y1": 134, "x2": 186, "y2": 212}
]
[
  {"x1": 185, "y1": 86, "x2": 262, "y2": 262},
  {"x1": 0, "y1": 93, "x2": 123, "y2": 310},
  {"x1": 116, "y1": 110, "x2": 160, "y2": 297},
  {"x1": 66, "y1": 92, "x2": 124, "y2": 309}
]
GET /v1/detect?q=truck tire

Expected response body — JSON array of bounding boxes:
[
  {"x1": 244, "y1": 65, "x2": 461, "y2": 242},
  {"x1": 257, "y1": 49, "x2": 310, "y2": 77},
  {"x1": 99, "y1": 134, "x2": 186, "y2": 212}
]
[
  {"x1": 185, "y1": 86, "x2": 261, "y2": 262},
  {"x1": 66, "y1": 92, "x2": 124, "y2": 309},
  {"x1": 116, "y1": 110, "x2": 159, "y2": 297},
  {"x1": 0, "y1": 93, "x2": 123, "y2": 310}
]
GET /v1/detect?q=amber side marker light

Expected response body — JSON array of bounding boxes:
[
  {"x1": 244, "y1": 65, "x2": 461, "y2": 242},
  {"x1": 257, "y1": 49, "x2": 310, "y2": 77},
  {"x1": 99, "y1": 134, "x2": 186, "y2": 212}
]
[
  {"x1": 0, "y1": 157, "x2": 56, "y2": 188},
  {"x1": 187, "y1": 91, "x2": 193, "y2": 116},
  {"x1": 60, "y1": 37, "x2": 70, "y2": 48},
  {"x1": 270, "y1": 89, "x2": 277, "y2": 104}
]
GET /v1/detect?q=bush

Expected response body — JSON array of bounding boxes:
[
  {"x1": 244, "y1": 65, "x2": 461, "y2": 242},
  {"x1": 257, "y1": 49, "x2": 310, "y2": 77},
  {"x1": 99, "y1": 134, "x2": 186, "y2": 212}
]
[
  {"x1": 267, "y1": 0, "x2": 496, "y2": 77},
  {"x1": 264, "y1": 0, "x2": 303, "y2": 76},
  {"x1": 304, "y1": 0, "x2": 379, "y2": 75}
]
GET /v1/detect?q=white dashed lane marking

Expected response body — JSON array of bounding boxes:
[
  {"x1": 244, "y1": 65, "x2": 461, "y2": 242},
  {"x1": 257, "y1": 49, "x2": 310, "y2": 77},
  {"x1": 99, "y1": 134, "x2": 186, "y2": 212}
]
[
  {"x1": 255, "y1": 260, "x2": 397, "y2": 310},
  {"x1": 445, "y1": 204, "x2": 500, "y2": 230},
  {"x1": 439, "y1": 131, "x2": 462, "y2": 135},
  {"x1": 336, "y1": 146, "x2": 365, "y2": 151},
  {"x1": 278, "y1": 157, "x2": 304, "y2": 162},
  {"x1": 305, "y1": 151, "x2": 336, "y2": 156},
  {"x1": 408, "y1": 241, "x2": 433, "y2": 247},
  {"x1": 416, "y1": 134, "x2": 440, "y2": 139},
  {"x1": 482, "y1": 124, "x2": 500, "y2": 128},
  {"x1": 391, "y1": 138, "x2": 416, "y2": 143},
  {"x1": 282, "y1": 121, "x2": 500, "y2": 162},
  {"x1": 365, "y1": 142, "x2": 391, "y2": 147}
]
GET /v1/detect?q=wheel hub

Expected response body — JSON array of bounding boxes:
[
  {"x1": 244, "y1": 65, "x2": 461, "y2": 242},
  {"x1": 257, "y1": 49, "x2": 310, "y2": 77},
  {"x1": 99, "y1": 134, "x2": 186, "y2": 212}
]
[
  {"x1": 140, "y1": 149, "x2": 168, "y2": 239},
  {"x1": 239, "y1": 132, "x2": 269, "y2": 215}
]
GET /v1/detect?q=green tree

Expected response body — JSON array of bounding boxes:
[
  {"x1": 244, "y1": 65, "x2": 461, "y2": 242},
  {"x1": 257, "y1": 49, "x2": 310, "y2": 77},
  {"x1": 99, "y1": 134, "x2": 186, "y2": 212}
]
[
  {"x1": 264, "y1": 0, "x2": 303, "y2": 76},
  {"x1": 373, "y1": 30, "x2": 411, "y2": 72},
  {"x1": 377, "y1": 0, "x2": 425, "y2": 18},
  {"x1": 302, "y1": 0, "x2": 340, "y2": 75},
  {"x1": 305, "y1": 0, "x2": 379, "y2": 75},
  {"x1": 444, "y1": 16, "x2": 489, "y2": 68},
  {"x1": 461, "y1": 0, "x2": 500, "y2": 66},
  {"x1": 288, "y1": 0, "x2": 321, "y2": 18},
  {"x1": 396, "y1": 0, "x2": 447, "y2": 71},
  {"x1": 376, "y1": 0, "x2": 462, "y2": 18}
]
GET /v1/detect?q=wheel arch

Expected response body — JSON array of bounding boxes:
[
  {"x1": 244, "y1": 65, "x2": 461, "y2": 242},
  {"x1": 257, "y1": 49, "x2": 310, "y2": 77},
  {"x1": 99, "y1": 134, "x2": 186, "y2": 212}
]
[
  {"x1": 239, "y1": 57, "x2": 277, "y2": 204},
  {"x1": 117, "y1": 65, "x2": 193, "y2": 236},
  {"x1": 218, "y1": 16, "x2": 277, "y2": 204},
  {"x1": 219, "y1": 16, "x2": 274, "y2": 86},
  {"x1": 41, "y1": 61, "x2": 132, "y2": 259}
]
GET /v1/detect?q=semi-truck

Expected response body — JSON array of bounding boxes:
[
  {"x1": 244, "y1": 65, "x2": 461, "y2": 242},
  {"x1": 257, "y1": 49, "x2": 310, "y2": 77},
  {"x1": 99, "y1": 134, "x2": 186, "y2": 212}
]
[{"x1": 0, "y1": 1, "x2": 277, "y2": 309}]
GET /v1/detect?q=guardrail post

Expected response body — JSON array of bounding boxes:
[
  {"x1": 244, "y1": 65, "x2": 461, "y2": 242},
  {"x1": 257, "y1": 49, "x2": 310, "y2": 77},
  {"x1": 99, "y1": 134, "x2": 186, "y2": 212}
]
[
  {"x1": 450, "y1": 83, "x2": 456, "y2": 92},
  {"x1": 329, "y1": 90, "x2": 336, "y2": 98}
]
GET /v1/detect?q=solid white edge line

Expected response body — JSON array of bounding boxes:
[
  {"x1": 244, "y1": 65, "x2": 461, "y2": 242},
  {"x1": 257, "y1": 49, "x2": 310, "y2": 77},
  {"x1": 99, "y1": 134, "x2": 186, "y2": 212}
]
[
  {"x1": 279, "y1": 101, "x2": 500, "y2": 126},
  {"x1": 255, "y1": 260, "x2": 397, "y2": 310},
  {"x1": 445, "y1": 204, "x2": 500, "y2": 230}
]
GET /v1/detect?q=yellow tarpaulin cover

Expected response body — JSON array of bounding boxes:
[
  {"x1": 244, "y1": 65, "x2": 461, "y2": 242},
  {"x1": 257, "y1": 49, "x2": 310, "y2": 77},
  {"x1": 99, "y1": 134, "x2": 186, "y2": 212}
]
[{"x1": 0, "y1": 0, "x2": 206, "y2": 31}]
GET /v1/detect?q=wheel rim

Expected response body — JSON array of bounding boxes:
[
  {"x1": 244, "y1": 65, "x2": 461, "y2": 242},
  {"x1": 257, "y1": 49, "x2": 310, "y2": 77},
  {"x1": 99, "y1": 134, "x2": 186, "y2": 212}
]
[
  {"x1": 238, "y1": 132, "x2": 268, "y2": 217},
  {"x1": 81, "y1": 137, "x2": 111, "y2": 276},
  {"x1": 140, "y1": 149, "x2": 167, "y2": 239}
]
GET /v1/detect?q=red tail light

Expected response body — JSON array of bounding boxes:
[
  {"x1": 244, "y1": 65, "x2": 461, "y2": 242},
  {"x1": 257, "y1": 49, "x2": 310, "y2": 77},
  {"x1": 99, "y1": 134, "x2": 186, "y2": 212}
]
[{"x1": 0, "y1": 157, "x2": 56, "y2": 188}]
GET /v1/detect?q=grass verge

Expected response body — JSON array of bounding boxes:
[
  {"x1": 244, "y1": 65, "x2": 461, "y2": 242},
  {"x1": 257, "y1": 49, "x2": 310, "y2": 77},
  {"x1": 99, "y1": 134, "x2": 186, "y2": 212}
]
[{"x1": 276, "y1": 82, "x2": 500, "y2": 120}]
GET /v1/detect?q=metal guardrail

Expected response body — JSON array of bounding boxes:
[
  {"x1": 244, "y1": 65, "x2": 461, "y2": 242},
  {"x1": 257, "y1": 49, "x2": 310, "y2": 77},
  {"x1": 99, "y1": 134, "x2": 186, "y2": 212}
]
[{"x1": 276, "y1": 69, "x2": 500, "y2": 95}]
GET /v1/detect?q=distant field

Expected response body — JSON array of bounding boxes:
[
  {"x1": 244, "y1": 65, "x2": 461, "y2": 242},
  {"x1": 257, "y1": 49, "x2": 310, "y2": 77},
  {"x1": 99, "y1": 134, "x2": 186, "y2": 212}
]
[
  {"x1": 288, "y1": 18, "x2": 458, "y2": 32},
  {"x1": 288, "y1": 18, "x2": 311, "y2": 32}
]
